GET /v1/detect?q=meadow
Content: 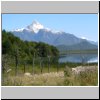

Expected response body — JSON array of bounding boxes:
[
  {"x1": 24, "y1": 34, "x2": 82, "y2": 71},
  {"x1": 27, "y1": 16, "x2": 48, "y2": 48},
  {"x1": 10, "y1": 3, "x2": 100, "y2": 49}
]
[{"x1": 2, "y1": 62, "x2": 98, "y2": 86}]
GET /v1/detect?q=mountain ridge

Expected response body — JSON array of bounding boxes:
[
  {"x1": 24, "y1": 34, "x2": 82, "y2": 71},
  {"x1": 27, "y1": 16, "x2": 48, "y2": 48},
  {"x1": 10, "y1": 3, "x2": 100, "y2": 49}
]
[{"x1": 11, "y1": 20, "x2": 98, "y2": 51}]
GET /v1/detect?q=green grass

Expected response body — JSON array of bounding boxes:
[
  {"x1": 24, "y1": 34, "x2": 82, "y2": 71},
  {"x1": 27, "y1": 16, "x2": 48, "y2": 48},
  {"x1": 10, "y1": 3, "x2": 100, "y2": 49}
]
[
  {"x1": 60, "y1": 49, "x2": 98, "y2": 55},
  {"x1": 4, "y1": 63, "x2": 65, "y2": 76},
  {"x1": 2, "y1": 62, "x2": 98, "y2": 76}
]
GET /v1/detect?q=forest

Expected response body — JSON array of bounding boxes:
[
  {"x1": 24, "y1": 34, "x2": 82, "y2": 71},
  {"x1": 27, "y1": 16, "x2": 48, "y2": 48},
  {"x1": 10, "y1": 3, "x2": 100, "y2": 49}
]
[{"x1": 2, "y1": 30, "x2": 59, "y2": 59}]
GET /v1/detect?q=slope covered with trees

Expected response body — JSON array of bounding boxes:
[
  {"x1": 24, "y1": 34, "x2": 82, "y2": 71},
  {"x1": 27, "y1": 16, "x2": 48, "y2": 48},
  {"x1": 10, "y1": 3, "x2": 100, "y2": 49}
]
[{"x1": 2, "y1": 30, "x2": 59, "y2": 60}]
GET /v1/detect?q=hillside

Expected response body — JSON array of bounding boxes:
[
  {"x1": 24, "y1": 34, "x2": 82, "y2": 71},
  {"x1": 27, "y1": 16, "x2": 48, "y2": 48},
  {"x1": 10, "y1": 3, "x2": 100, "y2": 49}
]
[
  {"x1": 2, "y1": 30, "x2": 59, "y2": 60},
  {"x1": 56, "y1": 40, "x2": 98, "y2": 52}
]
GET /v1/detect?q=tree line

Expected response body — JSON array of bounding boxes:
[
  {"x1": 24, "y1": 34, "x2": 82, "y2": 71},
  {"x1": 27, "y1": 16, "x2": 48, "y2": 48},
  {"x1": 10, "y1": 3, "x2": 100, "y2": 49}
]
[{"x1": 2, "y1": 30, "x2": 59, "y2": 60}]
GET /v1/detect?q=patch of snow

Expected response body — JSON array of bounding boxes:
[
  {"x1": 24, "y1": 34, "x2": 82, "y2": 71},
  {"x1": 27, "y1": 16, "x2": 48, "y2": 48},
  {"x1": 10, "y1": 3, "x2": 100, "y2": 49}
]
[
  {"x1": 81, "y1": 37, "x2": 87, "y2": 40},
  {"x1": 26, "y1": 20, "x2": 44, "y2": 33},
  {"x1": 14, "y1": 28, "x2": 24, "y2": 32}
]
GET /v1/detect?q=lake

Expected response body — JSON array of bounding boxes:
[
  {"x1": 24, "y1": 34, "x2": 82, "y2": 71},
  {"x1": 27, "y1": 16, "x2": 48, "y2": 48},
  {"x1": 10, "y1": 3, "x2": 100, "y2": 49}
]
[{"x1": 59, "y1": 53, "x2": 98, "y2": 63}]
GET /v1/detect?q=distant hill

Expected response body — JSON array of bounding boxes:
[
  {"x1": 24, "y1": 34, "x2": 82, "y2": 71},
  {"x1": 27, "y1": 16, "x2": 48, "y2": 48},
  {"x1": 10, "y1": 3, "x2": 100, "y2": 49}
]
[
  {"x1": 89, "y1": 40, "x2": 98, "y2": 45},
  {"x1": 56, "y1": 40, "x2": 98, "y2": 52}
]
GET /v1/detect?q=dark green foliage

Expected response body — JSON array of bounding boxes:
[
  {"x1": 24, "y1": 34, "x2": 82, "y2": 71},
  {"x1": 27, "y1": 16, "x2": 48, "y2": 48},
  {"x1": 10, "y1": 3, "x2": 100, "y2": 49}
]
[{"x1": 2, "y1": 30, "x2": 59, "y2": 61}]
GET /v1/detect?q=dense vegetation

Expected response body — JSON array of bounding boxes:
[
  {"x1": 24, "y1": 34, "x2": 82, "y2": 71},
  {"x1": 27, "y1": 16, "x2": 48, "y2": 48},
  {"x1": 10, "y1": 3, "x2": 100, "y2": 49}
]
[{"x1": 2, "y1": 30, "x2": 59, "y2": 59}]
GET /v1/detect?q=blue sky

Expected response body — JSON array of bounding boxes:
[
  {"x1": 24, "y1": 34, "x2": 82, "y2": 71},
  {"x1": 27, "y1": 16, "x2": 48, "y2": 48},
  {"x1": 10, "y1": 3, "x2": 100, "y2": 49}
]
[{"x1": 2, "y1": 14, "x2": 98, "y2": 41}]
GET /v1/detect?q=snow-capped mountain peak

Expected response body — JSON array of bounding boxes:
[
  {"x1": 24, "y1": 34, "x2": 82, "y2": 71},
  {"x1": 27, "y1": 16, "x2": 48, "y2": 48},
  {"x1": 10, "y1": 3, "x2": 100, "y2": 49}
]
[
  {"x1": 13, "y1": 20, "x2": 64, "y2": 35},
  {"x1": 26, "y1": 20, "x2": 44, "y2": 33}
]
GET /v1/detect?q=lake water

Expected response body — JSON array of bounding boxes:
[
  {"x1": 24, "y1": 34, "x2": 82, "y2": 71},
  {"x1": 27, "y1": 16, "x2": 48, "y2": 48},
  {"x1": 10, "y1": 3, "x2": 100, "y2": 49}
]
[{"x1": 59, "y1": 53, "x2": 98, "y2": 63}]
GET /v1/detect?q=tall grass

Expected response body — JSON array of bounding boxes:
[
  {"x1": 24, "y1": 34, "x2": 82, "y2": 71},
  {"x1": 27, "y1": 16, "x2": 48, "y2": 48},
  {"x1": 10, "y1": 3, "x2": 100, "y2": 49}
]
[
  {"x1": 2, "y1": 72, "x2": 64, "y2": 86},
  {"x1": 64, "y1": 66, "x2": 98, "y2": 86},
  {"x1": 2, "y1": 65, "x2": 98, "y2": 86}
]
